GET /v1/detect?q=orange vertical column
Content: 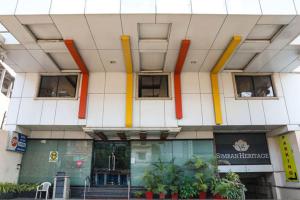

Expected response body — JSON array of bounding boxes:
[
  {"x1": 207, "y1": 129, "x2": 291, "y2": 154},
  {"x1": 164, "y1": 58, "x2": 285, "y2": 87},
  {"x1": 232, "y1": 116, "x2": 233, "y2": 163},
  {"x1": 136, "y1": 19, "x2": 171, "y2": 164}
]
[
  {"x1": 174, "y1": 40, "x2": 190, "y2": 119},
  {"x1": 64, "y1": 40, "x2": 89, "y2": 119}
]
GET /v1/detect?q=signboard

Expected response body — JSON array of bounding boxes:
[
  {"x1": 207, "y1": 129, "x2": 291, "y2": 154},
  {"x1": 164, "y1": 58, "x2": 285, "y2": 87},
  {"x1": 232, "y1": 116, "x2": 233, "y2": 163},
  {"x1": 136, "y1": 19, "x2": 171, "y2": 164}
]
[
  {"x1": 49, "y1": 151, "x2": 58, "y2": 162},
  {"x1": 215, "y1": 133, "x2": 270, "y2": 165},
  {"x1": 278, "y1": 134, "x2": 299, "y2": 182},
  {"x1": 7, "y1": 131, "x2": 27, "y2": 153}
]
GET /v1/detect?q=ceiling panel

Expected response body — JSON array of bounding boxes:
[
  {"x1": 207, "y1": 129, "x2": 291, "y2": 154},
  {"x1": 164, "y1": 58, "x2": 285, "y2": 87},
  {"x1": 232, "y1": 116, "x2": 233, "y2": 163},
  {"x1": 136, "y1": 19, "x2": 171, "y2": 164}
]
[
  {"x1": 38, "y1": 40, "x2": 67, "y2": 51},
  {"x1": 28, "y1": 49, "x2": 60, "y2": 72},
  {"x1": 156, "y1": 14, "x2": 191, "y2": 50},
  {"x1": 182, "y1": 50, "x2": 208, "y2": 72},
  {"x1": 259, "y1": 0, "x2": 296, "y2": 15},
  {"x1": 79, "y1": 50, "x2": 105, "y2": 72},
  {"x1": 0, "y1": 0, "x2": 17, "y2": 15},
  {"x1": 98, "y1": 50, "x2": 125, "y2": 71},
  {"x1": 226, "y1": 0, "x2": 261, "y2": 15},
  {"x1": 281, "y1": 57, "x2": 300, "y2": 72},
  {"x1": 15, "y1": 0, "x2": 51, "y2": 15},
  {"x1": 85, "y1": 0, "x2": 120, "y2": 14},
  {"x1": 225, "y1": 52, "x2": 257, "y2": 70},
  {"x1": 139, "y1": 39, "x2": 168, "y2": 51},
  {"x1": 247, "y1": 24, "x2": 283, "y2": 40},
  {"x1": 50, "y1": 0, "x2": 85, "y2": 14},
  {"x1": 132, "y1": 50, "x2": 140, "y2": 72},
  {"x1": 3, "y1": 56, "x2": 23, "y2": 72},
  {"x1": 191, "y1": 0, "x2": 227, "y2": 14},
  {"x1": 140, "y1": 52, "x2": 165, "y2": 71},
  {"x1": 6, "y1": 50, "x2": 45, "y2": 72},
  {"x1": 51, "y1": 15, "x2": 96, "y2": 49},
  {"x1": 156, "y1": 0, "x2": 191, "y2": 14},
  {"x1": 49, "y1": 52, "x2": 77, "y2": 70},
  {"x1": 164, "y1": 50, "x2": 178, "y2": 72},
  {"x1": 199, "y1": 50, "x2": 223, "y2": 72},
  {"x1": 187, "y1": 15, "x2": 226, "y2": 50},
  {"x1": 121, "y1": 15, "x2": 155, "y2": 50},
  {"x1": 121, "y1": 0, "x2": 155, "y2": 14},
  {"x1": 86, "y1": 14, "x2": 122, "y2": 49},
  {"x1": 239, "y1": 40, "x2": 270, "y2": 51},
  {"x1": 244, "y1": 50, "x2": 279, "y2": 72},
  {"x1": 211, "y1": 15, "x2": 260, "y2": 50},
  {"x1": 260, "y1": 49, "x2": 299, "y2": 72},
  {"x1": 26, "y1": 23, "x2": 62, "y2": 40}
]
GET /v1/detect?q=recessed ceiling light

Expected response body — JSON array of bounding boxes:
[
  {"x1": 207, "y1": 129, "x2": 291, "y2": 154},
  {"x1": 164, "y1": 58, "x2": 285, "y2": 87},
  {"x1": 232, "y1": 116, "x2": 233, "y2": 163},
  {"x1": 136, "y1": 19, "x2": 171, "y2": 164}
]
[{"x1": 110, "y1": 60, "x2": 116, "y2": 64}]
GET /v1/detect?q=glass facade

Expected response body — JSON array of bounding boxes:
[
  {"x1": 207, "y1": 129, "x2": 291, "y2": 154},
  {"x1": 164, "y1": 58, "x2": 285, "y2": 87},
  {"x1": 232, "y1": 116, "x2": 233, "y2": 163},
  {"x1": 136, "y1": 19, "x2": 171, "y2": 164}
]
[
  {"x1": 130, "y1": 140, "x2": 214, "y2": 186},
  {"x1": 19, "y1": 140, "x2": 93, "y2": 186}
]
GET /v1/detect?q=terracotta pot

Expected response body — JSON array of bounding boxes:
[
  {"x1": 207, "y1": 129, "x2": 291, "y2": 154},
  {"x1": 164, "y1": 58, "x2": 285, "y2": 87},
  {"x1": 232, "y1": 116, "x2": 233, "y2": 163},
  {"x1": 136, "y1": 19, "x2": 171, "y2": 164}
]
[
  {"x1": 199, "y1": 192, "x2": 207, "y2": 199},
  {"x1": 171, "y1": 193, "x2": 178, "y2": 200},
  {"x1": 159, "y1": 193, "x2": 165, "y2": 199},
  {"x1": 145, "y1": 191, "x2": 153, "y2": 200},
  {"x1": 213, "y1": 194, "x2": 226, "y2": 200}
]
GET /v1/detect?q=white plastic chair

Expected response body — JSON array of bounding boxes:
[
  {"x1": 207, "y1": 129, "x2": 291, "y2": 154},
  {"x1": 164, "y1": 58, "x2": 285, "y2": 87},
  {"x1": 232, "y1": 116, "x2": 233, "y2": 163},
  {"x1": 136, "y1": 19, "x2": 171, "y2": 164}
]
[{"x1": 35, "y1": 182, "x2": 51, "y2": 200}]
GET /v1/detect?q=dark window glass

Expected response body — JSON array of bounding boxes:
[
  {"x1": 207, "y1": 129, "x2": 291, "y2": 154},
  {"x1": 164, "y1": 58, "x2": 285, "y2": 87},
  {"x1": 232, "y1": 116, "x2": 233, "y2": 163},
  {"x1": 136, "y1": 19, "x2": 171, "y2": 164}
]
[
  {"x1": 38, "y1": 75, "x2": 77, "y2": 98},
  {"x1": 235, "y1": 75, "x2": 275, "y2": 98},
  {"x1": 138, "y1": 75, "x2": 169, "y2": 98}
]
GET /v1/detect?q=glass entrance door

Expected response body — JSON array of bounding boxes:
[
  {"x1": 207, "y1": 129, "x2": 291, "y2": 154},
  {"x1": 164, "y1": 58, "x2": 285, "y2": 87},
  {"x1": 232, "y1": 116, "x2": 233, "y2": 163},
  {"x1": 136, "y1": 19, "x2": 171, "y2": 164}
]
[{"x1": 92, "y1": 142, "x2": 130, "y2": 186}]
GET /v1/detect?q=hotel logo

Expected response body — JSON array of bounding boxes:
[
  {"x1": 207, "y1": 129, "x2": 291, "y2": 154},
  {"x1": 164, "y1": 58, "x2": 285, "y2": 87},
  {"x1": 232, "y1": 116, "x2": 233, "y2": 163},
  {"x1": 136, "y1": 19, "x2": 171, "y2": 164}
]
[{"x1": 233, "y1": 139, "x2": 250, "y2": 152}]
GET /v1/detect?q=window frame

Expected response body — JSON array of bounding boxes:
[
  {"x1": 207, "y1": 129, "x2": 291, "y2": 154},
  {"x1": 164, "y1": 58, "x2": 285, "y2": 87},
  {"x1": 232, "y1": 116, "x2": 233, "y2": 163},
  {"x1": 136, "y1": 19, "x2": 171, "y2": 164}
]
[
  {"x1": 35, "y1": 73, "x2": 80, "y2": 100},
  {"x1": 232, "y1": 73, "x2": 278, "y2": 100},
  {"x1": 136, "y1": 72, "x2": 172, "y2": 100}
]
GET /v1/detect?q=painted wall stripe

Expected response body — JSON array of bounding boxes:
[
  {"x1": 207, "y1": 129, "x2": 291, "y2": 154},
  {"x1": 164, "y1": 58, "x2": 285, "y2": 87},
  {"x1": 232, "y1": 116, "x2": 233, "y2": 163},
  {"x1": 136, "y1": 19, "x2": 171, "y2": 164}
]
[
  {"x1": 121, "y1": 35, "x2": 133, "y2": 128},
  {"x1": 64, "y1": 40, "x2": 89, "y2": 119},
  {"x1": 174, "y1": 40, "x2": 190, "y2": 119},
  {"x1": 210, "y1": 36, "x2": 241, "y2": 125}
]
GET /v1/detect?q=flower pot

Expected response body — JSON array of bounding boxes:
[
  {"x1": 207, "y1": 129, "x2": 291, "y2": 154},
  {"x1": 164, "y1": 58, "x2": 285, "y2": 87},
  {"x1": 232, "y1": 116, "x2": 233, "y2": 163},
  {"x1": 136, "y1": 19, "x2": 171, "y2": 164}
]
[
  {"x1": 199, "y1": 192, "x2": 207, "y2": 199},
  {"x1": 171, "y1": 193, "x2": 178, "y2": 200},
  {"x1": 159, "y1": 193, "x2": 165, "y2": 199},
  {"x1": 145, "y1": 191, "x2": 153, "y2": 200},
  {"x1": 214, "y1": 194, "x2": 226, "y2": 200}
]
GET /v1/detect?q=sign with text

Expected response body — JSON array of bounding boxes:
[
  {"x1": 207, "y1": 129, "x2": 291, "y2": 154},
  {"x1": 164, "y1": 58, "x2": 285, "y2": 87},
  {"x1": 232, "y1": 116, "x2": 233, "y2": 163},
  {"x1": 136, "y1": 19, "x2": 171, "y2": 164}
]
[
  {"x1": 278, "y1": 134, "x2": 299, "y2": 182},
  {"x1": 6, "y1": 131, "x2": 27, "y2": 153},
  {"x1": 215, "y1": 133, "x2": 270, "y2": 165}
]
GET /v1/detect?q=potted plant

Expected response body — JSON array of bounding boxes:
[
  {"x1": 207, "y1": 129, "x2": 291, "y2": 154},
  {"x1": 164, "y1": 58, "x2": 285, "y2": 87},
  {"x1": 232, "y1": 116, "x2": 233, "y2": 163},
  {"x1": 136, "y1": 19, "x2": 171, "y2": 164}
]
[
  {"x1": 193, "y1": 173, "x2": 208, "y2": 199},
  {"x1": 156, "y1": 183, "x2": 167, "y2": 199},
  {"x1": 134, "y1": 191, "x2": 143, "y2": 199},
  {"x1": 179, "y1": 177, "x2": 197, "y2": 200},
  {"x1": 169, "y1": 185, "x2": 179, "y2": 200},
  {"x1": 0, "y1": 183, "x2": 38, "y2": 199},
  {"x1": 211, "y1": 178, "x2": 229, "y2": 200},
  {"x1": 143, "y1": 170, "x2": 155, "y2": 200},
  {"x1": 166, "y1": 160, "x2": 182, "y2": 200}
]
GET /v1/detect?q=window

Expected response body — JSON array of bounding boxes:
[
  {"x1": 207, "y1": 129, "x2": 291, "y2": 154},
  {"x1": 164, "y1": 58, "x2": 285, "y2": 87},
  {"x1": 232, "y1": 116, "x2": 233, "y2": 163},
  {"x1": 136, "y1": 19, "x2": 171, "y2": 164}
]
[
  {"x1": 137, "y1": 74, "x2": 170, "y2": 98},
  {"x1": 0, "y1": 69, "x2": 14, "y2": 97},
  {"x1": 38, "y1": 75, "x2": 78, "y2": 98},
  {"x1": 234, "y1": 74, "x2": 275, "y2": 98}
]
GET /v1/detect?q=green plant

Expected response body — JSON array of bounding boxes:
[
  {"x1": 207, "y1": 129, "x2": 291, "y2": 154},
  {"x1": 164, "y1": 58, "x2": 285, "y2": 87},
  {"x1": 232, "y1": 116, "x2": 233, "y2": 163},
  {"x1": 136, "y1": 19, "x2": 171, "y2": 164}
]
[
  {"x1": 143, "y1": 170, "x2": 155, "y2": 192},
  {"x1": 193, "y1": 172, "x2": 208, "y2": 192},
  {"x1": 179, "y1": 177, "x2": 197, "y2": 199},
  {"x1": 0, "y1": 183, "x2": 38, "y2": 194},
  {"x1": 166, "y1": 159, "x2": 182, "y2": 194},
  {"x1": 156, "y1": 183, "x2": 167, "y2": 194},
  {"x1": 169, "y1": 185, "x2": 179, "y2": 194},
  {"x1": 134, "y1": 191, "x2": 143, "y2": 198}
]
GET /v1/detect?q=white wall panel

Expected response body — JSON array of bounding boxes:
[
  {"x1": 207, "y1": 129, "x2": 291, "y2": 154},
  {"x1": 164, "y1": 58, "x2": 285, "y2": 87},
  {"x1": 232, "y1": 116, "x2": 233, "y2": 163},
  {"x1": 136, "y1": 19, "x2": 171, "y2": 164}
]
[
  {"x1": 103, "y1": 94, "x2": 125, "y2": 127},
  {"x1": 267, "y1": 137, "x2": 284, "y2": 171},
  {"x1": 248, "y1": 100, "x2": 266, "y2": 125},
  {"x1": 263, "y1": 98, "x2": 289, "y2": 125},
  {"x1": 11, "y1": 73, "x2": 25, "y2": 98},
  {"x1": 201, "y1": 94, "x2": 215, "y2": 125},
  {"x1": 6, "y1": 98, "x2": 21, "y2": 125},
  {"x1": 199, "y1": 72, "x2": 211, "y2": 94},
  {"x1": 54, "y1": 100, "x2": 78, "y2": 125},
  {"x1": 280, "y1": 73, "x2": 300, "y2": 124},
  {"x1": 225, "y1": 98, "x2": 251, "y2": 125},
  {"x1": 165, "y1": 100, "x2": 177, "y2": 127},
  {"x1": 88, "y1": 72, "x2": 105, "y2": 94},
  {"x1": 105, "y1": 72, "x2": 126, "y2": 94},
  {"x1": 181, "y1": 72, "x2": 200, "y2": 94},
  {"x1": 226, "y1": 0, "x2": 261, "y2": 15},
  {"x1": 40, "y1": 100, "x2": 56, "y2": 125},
  {"x1": 178, "y1": 93, "x2": 202, "y2": 125},
  {"x1": 132, "y1": 99, "x2": 140, "y2": 127},
  {"x1": 140, "y1": 100, "x2": 165, "y2": 127},
  {"x1": 221, "y1": 73, "x2": 234, "y2": 97},
  {"x1": 22, "y1": 73, "x2": 39, "y2": 98},
  {"x1": 18, "y1": 99, "x2": 43, "y2": 124},
  {"x1": 87, "y1": 94, "x2": 104, "y2": 127},
  {"x1": 273, "y1": 73, "x2": 284, "y2": 97}
]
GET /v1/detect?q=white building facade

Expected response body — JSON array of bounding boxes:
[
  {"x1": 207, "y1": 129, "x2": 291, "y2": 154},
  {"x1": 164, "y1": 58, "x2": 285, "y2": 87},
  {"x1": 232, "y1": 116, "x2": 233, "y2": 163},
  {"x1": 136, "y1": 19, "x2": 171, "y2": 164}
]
[{"x1": 0, "y1": 0, "x2": 300, "y2": 199}]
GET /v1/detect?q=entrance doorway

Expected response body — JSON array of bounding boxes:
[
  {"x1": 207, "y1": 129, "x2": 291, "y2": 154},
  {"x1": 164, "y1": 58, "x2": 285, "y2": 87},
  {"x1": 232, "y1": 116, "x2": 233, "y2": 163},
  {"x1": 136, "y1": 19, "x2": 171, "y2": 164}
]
[{"x1": 92, "y1": 141, "x2": 130, "y2": 187}]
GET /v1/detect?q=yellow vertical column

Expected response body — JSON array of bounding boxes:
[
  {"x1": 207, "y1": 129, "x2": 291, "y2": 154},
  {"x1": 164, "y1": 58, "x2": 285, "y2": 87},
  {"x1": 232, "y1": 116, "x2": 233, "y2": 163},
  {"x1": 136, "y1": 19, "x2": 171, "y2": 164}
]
[
  {"x1": 121, "y1": 35, "x2": 133, "y2": 127},
  {"x1": 210, "y1": 36, "x2": 241, "y2": 125}
]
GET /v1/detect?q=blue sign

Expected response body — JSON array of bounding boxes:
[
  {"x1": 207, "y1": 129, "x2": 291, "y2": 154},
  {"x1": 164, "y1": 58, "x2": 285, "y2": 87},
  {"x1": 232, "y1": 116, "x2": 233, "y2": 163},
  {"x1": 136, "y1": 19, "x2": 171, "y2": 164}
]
[{"x1": 7, "y1": 131, "x2": 27, "y2": 153}]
